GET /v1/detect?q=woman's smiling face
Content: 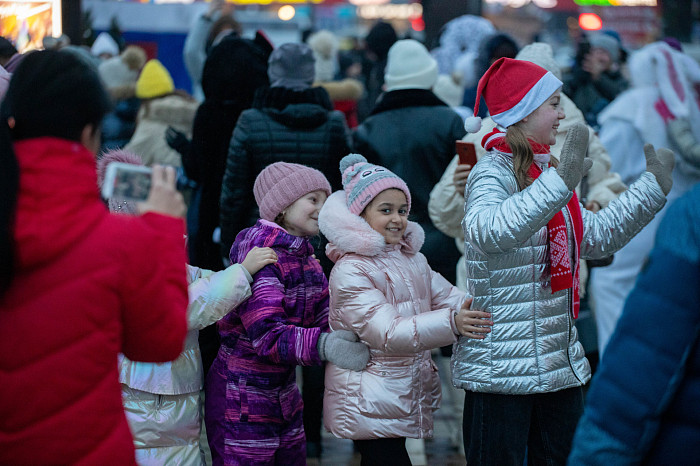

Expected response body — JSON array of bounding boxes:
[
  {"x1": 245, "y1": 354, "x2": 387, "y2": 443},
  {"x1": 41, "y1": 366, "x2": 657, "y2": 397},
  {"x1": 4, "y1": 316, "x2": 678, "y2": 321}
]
[{"x1": 517, "y1": 89, "x2": 566, "y2": 146}]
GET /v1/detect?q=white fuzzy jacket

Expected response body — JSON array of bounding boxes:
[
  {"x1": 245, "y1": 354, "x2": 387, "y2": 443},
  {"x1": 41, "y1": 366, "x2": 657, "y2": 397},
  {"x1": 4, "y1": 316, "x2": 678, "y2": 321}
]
[{"x1": 318, "y1": 191, "x2": 467, "y2": 440}]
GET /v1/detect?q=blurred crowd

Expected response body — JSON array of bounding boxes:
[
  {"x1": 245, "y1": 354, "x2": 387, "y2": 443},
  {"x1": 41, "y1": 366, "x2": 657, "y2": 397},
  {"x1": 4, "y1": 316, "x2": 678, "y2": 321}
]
[{"x1": 1, "y1": 2, "x2": 700, "y2": 465}]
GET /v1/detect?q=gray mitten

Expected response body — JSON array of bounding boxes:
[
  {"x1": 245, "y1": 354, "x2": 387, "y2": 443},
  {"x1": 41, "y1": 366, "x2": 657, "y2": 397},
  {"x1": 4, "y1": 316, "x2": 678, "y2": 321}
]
[
  {"x1": 555, "y1": 123, "x2": 592, "y2": 191},
  {"x1": 644, "y1": 143, "x2": 675, "y2": 196},
  {"x1": 667, "y1": 118, "x2": 700, "y2": 170},
  {"x1": 317, "y1": 330, "x2": 369, "y2": 371}
]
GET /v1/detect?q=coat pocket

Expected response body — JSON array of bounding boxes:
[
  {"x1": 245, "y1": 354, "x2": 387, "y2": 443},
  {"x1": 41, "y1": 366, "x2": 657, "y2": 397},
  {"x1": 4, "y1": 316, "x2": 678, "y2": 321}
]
[
  {"x1": 358, "y1": 364, "x2": 413, "y2": 419},
  {"x1": 279, "y1": 382, "x2": 303, "y2": 423},
  {"x1": 426, "y1": 359, "x2": 442, "y2": 411}
]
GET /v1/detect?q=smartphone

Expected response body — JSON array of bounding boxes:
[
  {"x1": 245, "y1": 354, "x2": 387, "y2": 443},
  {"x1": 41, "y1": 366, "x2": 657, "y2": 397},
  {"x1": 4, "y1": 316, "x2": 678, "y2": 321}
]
[
  {"x1": 456, "y1": 141, "x2": 477, "y2": 166},
  {"x1": 101, "y1": 162, "x2": 152, "y2": 202}
]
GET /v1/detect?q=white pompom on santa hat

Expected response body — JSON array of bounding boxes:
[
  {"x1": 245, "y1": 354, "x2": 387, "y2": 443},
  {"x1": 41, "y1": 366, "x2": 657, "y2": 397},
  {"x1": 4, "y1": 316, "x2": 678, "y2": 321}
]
[{"x1": 464, "y1": 57, "x2": 563, "y2": 134}]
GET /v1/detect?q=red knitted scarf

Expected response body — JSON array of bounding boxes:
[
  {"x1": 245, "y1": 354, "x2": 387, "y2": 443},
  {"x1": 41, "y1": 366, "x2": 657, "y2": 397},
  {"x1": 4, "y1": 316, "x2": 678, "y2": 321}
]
[{"x1": 482, "y1": 129, "x2": 583, "y2": 318}]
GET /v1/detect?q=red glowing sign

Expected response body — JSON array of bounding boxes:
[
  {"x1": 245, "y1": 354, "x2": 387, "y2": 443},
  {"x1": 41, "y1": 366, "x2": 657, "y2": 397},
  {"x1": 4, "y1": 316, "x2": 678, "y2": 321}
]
[{"x1": 579, "y1": 12, "x2": 602, "y2": 30}]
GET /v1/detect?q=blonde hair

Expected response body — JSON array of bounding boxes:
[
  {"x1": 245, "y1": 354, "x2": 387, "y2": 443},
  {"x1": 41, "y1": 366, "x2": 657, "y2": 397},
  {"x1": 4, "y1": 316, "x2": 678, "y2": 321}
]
[{"x1": 506, "y1": 124, "x2": 558, "y2": 190}]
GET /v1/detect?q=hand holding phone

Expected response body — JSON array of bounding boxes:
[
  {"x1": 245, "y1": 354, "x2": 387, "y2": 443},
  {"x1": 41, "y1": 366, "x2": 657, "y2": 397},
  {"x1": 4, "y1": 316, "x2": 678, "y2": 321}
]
[
  {"x1": 102, "y1": 162, "x2": 185, "y2": 218},
  {"x1": 456, "y1": 141, "x2": 477, "y2": 167},
  {"x1": 101, "y1": 162, "x2": 152, "y2": 202},
  {"x1": 454, "y1": 141, "x2": 476, "y2": 196},
  {"x1": 139, "y1": 165, "x2": 186, "y2": 218}
]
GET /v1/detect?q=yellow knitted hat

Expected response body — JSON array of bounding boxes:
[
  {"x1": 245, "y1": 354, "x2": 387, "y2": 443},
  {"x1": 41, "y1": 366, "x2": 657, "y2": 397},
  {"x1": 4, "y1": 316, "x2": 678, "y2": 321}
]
[{"x1": 136, "y1": 59, "x2": 174, "y2": 99}]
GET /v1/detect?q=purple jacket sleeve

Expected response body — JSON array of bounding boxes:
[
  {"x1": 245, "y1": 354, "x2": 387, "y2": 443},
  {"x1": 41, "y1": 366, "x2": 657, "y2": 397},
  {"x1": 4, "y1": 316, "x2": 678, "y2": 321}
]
[{"x1": 238, "y1": 264, "x2": 323, "y2": 366}]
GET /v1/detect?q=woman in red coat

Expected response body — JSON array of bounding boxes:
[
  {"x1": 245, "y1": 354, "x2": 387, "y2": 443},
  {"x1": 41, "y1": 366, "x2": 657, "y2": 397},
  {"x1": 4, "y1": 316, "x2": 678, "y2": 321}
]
[{"x1": 0, "y1": 50, "x2": 189, "y2": 465}]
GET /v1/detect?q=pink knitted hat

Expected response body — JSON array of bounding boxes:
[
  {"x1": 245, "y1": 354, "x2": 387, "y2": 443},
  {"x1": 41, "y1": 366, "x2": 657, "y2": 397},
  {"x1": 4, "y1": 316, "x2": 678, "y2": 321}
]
[
  {"x1": 254, "y1": 162, "x2": 331, "y2": 221},
  {"x1": 340, "y1": 153, "x2": 411, "y2": 215}
]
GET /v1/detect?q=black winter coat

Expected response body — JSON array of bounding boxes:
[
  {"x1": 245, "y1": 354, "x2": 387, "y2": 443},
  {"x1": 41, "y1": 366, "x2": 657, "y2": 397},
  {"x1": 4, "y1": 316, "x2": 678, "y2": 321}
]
[
  {"x1": 563, "y1": 66, "x2": 628, "y2": 129},
  {"x1": 353, "y1": 89, "x2": 465, "y2": 284},
  {"x1": 185, "y1": 34, "x2": 272, "y2": 273},
  {"x1": 219, "y1": 86, "x2": 351, "y2": 266},
  {"x1": 184, "y1": 34, "x2": 273, "y2": 378}
]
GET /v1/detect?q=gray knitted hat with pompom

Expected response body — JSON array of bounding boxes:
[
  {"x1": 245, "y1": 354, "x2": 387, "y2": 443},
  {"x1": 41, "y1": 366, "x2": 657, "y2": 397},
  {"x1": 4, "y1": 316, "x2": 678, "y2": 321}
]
[{"x1": 340, "y1": 153, "x2": 411, "y2": 215}]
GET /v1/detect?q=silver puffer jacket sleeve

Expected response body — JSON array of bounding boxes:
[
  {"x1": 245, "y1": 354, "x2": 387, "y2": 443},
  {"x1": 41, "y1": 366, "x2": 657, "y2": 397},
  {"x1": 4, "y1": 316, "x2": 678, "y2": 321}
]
[
  {"x1": 580, "y1": 171, "x2": 666, "y2": 260},
  {"x1": 185, "y1": 263, "x2": 253, "y2": 330},
  {"x1": 462, "y1": 154, "x2": 572, "y2": 256}
]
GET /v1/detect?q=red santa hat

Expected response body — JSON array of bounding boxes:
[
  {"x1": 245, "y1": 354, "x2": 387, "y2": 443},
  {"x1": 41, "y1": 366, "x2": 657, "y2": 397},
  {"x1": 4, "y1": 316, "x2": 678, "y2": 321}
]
[{"x1": 464, "y1": 57, "x2": 562, "y2": 133}]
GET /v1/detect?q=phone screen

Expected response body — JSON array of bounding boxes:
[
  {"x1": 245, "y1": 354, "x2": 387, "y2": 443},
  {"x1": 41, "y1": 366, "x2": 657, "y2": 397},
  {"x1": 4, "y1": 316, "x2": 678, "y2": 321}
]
[
  {"x1": 456, "y1": 141, "x2": 477, "y2": 166},
  {"x1": 114, "y1": 170, "x2": 151, "y2": 201},
  {"x1": 102, "y1": 163, "x2": 152, "y2": 202}
]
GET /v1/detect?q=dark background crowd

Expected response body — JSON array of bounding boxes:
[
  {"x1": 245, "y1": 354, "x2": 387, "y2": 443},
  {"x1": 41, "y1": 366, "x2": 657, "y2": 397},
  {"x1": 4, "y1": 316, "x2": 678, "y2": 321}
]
[{"x1": 1, "y1": 4, "x2": 700, "y2": 465}]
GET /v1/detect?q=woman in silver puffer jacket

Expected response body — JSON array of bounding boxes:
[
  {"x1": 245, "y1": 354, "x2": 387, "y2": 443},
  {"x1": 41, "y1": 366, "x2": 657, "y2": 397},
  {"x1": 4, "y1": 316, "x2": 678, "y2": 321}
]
[{"x1": 452, "y1": 57, "x2": 674, "y2": 465}]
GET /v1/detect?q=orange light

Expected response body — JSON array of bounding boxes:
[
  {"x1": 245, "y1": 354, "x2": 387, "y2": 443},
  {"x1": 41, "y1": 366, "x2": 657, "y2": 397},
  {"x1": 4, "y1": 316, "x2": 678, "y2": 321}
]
[
  {"x1": 410, "y1": 16, "x2": 425, "y2": 32},
  {"x1": 278, "y1": 5, "x2": 296, "y2": 21},
  {"x1": 578, "y1": 13, "x2": 602, "y2": 31}
]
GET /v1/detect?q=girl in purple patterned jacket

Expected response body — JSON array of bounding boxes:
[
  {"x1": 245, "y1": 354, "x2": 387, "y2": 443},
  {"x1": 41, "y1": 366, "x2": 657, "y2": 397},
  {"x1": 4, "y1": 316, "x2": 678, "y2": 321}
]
[{"x1": 205, "y1": 162, "x2": 370, "y2": 466}]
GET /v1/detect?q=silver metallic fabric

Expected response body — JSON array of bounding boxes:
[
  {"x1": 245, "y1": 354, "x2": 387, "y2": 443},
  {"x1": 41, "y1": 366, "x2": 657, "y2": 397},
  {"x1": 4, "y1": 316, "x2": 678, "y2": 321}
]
[
  {"x1": 119, "y1": 264, "x2": 252, "y2": 395},
  {"x1": 121, "y1": 385, "x2": 204, "y2": 466},
  {"x1": 119, "y1": 264, "x2": 252, "y2": 463},
  {"x1": 452, "y1": 149, "x2": 666, "y2": 395}
]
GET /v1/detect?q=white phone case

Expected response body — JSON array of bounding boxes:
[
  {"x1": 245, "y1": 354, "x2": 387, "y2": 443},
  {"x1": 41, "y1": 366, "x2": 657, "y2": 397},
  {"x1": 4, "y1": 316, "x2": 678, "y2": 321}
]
[{"x1": 101, "y1": 162, "x2": 153, "y2": 202}]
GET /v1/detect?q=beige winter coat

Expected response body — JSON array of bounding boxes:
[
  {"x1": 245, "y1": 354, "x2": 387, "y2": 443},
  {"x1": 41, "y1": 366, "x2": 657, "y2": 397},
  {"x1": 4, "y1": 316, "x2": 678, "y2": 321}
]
[
  {"x1": 318, "y1": 191, "x2": 467, "y2": 440},
  {"x1": 125, "y1": 94, "x2": 198, "y2": 167}
]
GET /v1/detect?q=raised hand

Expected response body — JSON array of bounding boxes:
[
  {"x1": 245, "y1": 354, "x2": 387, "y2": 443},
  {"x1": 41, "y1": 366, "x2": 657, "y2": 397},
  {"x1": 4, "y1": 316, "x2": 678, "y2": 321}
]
[
  {"x1": 556, "y1": 123, "x2": 592, "y2": 191},
  {"x1": 453, "y1": 163, "x2": 471, "y2": 197},
  {"x1": 644, "y1": 143, "x2": 675, "y2": 196}
]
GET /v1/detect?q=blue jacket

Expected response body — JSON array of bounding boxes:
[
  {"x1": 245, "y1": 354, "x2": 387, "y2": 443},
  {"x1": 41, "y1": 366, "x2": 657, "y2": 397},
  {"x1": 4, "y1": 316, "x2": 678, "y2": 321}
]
[{"x1": 568, "y1": 183, "x2": 700, "y2": 465}]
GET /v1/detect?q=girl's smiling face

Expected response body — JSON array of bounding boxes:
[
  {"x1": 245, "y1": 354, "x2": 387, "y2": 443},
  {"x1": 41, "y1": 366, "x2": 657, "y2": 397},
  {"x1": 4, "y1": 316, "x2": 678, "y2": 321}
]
[
  {"x1": 281, "y1": 190, "x2": 328, "y2": 237},
  {"x1": 360, "y1": 189, "x2": 409, "y2": 245},
  {"x1": 517, "y1": 89, "x2": 565, "y2": 146}
]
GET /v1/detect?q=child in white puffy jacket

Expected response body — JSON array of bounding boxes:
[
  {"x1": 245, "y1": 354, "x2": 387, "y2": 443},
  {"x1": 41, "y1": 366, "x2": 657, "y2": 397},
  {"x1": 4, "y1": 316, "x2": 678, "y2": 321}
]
[
  {"x1": 98, "y1": 148, "x2": 278, "y2": 465},
  {"x1": 118, "y1": 251, "x2": 276, "y2": 465}
]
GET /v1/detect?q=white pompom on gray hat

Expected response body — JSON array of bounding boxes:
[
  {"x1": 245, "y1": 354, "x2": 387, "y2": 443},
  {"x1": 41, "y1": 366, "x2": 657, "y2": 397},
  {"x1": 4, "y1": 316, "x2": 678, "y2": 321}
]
[{"x1": 307, "y1": 30, "x2": 338, "y2": 82}]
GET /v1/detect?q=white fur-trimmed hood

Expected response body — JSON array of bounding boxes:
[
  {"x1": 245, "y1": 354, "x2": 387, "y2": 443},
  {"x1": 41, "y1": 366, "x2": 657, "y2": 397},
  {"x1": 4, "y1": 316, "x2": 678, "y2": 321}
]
[{"x1": 319, "y1": 190, "x2": 424, "y2": 261}]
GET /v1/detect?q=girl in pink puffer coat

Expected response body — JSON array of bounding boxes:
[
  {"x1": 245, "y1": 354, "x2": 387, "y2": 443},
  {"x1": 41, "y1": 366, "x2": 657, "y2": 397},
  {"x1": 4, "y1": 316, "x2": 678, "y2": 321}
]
[{"x1": 318, "y1": 154, "x2": 492, "y2": 465}]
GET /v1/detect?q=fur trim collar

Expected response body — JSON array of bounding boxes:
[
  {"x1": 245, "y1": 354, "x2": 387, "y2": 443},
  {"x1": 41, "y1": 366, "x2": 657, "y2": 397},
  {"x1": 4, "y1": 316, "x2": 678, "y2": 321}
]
[
  {"x1": 140, "y1": 95, "x2": 198, "y2": 126},
  {"x1": 370, "y1": 89, "x2": 447, "y2": 116},
  {"x1": 315, "y1": 78, "x2": 364, "y2": 101},
  {"x1": 318, "y1": 191, "x2": 424, "y2": 262}
]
